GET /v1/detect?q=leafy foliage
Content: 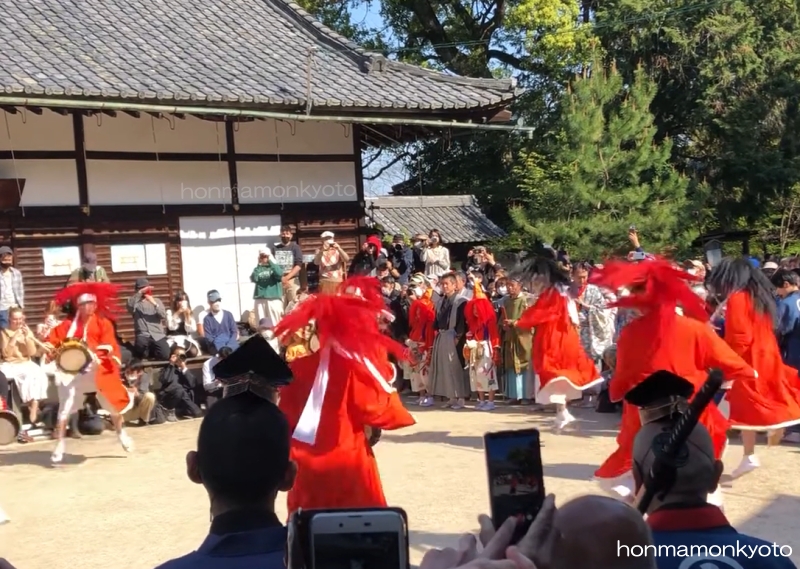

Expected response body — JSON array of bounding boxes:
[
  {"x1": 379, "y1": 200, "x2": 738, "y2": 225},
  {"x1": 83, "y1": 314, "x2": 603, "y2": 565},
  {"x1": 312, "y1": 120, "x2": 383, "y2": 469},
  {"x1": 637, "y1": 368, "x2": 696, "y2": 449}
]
[{"x1": 510, "y1": 64, "x2": 691, "y2": 258}]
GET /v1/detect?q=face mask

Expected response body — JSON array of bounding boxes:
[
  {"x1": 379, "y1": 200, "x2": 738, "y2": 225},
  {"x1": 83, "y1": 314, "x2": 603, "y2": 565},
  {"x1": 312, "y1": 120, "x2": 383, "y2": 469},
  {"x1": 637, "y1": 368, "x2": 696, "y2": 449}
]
[
  {"x1": 210, "y1": 301, "x2": 221, "y2": 311},
  {"x1": 126, "y1": 374, "x2": 138, "y2": 382},
  {"x1": 382, "y1": 288, "x2": 393, "y2": 296},
  {"x1": 413, "y1": 241, "x2": 422, "y2": 248},
  {"x1": 0, "y1": 261, "x2": 11, "y2": 268},
  {"x1": 497, "y1": 286, "x2": 508, "y2": 295},
  {"x1": 413, "y1": 286, "x2": 423, "y2": 297},
  {"x1": 261, "y1": 330, "x2": 274, "y2": 339},
  {"x1": 281, "y1": 236, "x2": 290, "y2": 244}
]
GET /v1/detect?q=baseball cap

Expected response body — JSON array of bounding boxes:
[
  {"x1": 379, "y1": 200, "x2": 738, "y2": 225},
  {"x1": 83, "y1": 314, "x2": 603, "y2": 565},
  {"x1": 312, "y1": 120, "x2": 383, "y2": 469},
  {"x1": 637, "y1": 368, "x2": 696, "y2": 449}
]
[
  {"x1": 259, "y1": 247, "x2": 271, "y2": 256},
  {"x1": 207, "y1": 290, "x2": 222, "y2": 302},
  {"x1": 764, "y1": 261, "x2": 779, "y2": 270},
  {"x1": 321, "y1": 231, "x2": 334, "y2": 239},
  {"x1": 0, "y1": 246, "x2": 12, "y2": 256},
  {"x1": 134, "y1": 277, "x2": 150, "y2": 290}
]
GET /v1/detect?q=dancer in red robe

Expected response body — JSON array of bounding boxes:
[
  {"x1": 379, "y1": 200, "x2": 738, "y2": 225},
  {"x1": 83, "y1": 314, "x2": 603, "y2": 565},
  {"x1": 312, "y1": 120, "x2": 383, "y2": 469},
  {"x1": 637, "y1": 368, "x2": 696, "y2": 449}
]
[
  {"x1": 46, "y1": 282, "x2": 134, "y2": 464},
  {"x1": 707, "y1": 257, "x2": 800, "y2": 479},
  {"x1": 275, "y1": 277, "x2": 416, "y2": 514},
  {"x1": 590, "y1": 258, "x2": 755, "y2": 504},
  {"x1": 406, "y1": 273, "x2": 436, "y2": 406},
  {"x1": 516, "y1": 258, "x2": 602, "y2": 430}
]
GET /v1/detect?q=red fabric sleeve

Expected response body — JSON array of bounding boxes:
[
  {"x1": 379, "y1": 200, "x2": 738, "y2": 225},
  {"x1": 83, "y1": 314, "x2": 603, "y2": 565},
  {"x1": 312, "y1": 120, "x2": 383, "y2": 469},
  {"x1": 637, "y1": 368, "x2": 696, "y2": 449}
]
[
  {"x1": 723, "y1": 292, "x2": 753, "y2": 358},
  {"x1": 517, "y1": 289, "x2": 561, "y2": 330},
  {"x1": 97, "y1": 317, "x2": 122, "y2": 362},
  {"x1": 47, "y1": 321, "x2": 70, "y2": 347},
  {"x1": 698, "y1": 323, "x2": 755, "y2": 382},
  {"x1": 347, "y1": 363, "x2": 415, "y2": 431}
]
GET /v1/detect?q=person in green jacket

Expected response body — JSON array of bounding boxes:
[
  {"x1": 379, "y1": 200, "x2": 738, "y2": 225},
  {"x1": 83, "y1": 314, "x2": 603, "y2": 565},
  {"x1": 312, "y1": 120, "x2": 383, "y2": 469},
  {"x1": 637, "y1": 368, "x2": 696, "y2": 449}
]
[{"x1": 251, "y1": 247, "x2": 284, "y2": 331}]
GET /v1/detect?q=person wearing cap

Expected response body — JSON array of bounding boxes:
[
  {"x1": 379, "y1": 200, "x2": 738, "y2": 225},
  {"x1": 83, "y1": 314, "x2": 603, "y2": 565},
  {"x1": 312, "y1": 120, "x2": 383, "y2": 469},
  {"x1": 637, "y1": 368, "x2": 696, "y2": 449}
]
[
  {"x1": 155, "y1": 366, "x2": 294, "y2": 569},
  {"x1": 387, "y1": 234, "x2": 413, "y2": 285},
  {"x1": 202, "y1": 290, "x2": 239, "y2": 353},
  {"x1": 763, "y1": 260, "x2": 779, "y2": 279},
  {"x1": 631, "y1": 385, "x2": 796, "y2": 569},
  {"x1": 590, "y1": 257, "x2": 757, "y2": 502},
  {"x1": 0, "y1": 246, "x2": 23, "y2": 330},
  {"x1": 410, "y1": 233, "x2": 428, "y2": 274},
  {"x1": 348, "y1": 234, "x2": 383, "y2": 277},
  {"x1": 126, "y1": 278, "x2": 170, "y2": 361},
  {"x1": 46, "y1": 282, "x2": 134, "y2": 463},
  {"x1": 67, "y1": 251, "x2": 109, "y2": 285},
  {"x1": 250, "y1": 247, "x2": 284, "y2": 332},
  {"x1": 708, "y1": 257, "x2": 800, "y2": 478},
  {"x1": 314, "y1": 231, "x2": 350, "y2": 294}
]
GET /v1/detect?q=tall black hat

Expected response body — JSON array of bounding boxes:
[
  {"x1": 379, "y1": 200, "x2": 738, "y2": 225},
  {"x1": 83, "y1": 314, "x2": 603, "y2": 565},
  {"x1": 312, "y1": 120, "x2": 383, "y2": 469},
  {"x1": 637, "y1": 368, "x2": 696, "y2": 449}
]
[
  {"x1": 213, "y1": 334, "x2": 293, "y2": 400},
  {"x1": 625, "y1": 370, "x2": 695, "y2": 425}
]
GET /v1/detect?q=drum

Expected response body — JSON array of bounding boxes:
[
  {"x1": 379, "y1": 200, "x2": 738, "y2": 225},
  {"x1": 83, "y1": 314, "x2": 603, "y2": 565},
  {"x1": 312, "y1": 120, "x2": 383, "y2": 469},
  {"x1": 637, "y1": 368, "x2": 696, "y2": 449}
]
[
  {"x1": 0, "y1": 397, "x2": 20, "y2": 446},
  {"x1": 54, "y1": 339, "x2": 92, "y2": 374}
]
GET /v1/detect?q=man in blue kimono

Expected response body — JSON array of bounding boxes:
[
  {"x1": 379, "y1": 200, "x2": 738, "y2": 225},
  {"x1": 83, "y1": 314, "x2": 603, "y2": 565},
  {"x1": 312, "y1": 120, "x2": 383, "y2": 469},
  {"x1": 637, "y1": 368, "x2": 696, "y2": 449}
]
[
  {"x1": 202, "y1": 290, "x2": 239, "y2": 353},
  {"x1": 156, "y1": 336, "x2": 294, "y2": 569},
  {"x1": 630, "y1": 373, "x2": 796, "y2": 569}
]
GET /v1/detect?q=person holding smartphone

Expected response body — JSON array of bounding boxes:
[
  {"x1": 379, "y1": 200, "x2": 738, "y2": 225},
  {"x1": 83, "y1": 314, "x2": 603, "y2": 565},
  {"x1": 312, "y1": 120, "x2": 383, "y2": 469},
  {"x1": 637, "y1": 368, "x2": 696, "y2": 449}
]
[{"x1": 156, "y1": 345, "x2": 202, "y2": 421}]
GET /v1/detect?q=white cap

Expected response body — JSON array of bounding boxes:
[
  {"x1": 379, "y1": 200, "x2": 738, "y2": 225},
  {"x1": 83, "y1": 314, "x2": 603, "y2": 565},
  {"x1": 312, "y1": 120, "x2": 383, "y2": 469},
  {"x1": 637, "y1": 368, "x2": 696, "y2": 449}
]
[
  {"x1": 321, "y1": 231, "x2": 334, "y2": 239},
  {"x1": 764, "y1": 261, "x2": 778, "y2": 270},
  {"x1": 259, "y1": 247, "x2": 271, "y2": 256}
]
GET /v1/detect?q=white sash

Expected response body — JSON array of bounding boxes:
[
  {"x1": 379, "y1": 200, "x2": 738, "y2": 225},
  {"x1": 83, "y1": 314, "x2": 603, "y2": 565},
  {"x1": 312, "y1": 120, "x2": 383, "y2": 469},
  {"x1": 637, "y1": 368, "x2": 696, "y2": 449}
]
[{"x1": 292, "y1": 344, "x2": 396, "y2": 446}]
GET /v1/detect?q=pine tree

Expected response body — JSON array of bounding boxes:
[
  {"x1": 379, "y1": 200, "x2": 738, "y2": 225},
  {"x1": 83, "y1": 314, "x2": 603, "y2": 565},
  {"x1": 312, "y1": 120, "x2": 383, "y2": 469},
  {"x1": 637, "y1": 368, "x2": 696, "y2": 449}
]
[{"x1": 511, "y1": 63, "x2": 691, "y2": 259}]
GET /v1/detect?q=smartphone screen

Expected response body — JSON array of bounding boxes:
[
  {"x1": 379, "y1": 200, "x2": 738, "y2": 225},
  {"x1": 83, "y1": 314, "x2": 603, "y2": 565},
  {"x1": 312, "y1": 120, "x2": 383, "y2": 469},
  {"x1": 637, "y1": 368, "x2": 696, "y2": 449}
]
[
  {"x1": 310, "y1": 511, "x2": 407, "y2": 569},
  {"x1": 484, "y1": 428, "x2": 544, "y2": 543}
]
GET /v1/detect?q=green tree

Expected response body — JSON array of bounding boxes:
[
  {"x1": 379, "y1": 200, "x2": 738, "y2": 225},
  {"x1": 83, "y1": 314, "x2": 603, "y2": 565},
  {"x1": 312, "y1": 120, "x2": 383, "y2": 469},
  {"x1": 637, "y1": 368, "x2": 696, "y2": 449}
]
[{"x1": 509, "y1": 63, "x2": 691, "y2": 258}]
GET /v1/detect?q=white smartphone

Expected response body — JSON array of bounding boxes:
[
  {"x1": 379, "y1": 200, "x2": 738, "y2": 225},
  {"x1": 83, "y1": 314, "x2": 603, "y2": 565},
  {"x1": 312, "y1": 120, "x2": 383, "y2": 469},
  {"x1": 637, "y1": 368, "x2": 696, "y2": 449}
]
[{"x1": 309, "y1": 509, "x2": 408, "y2": 569}]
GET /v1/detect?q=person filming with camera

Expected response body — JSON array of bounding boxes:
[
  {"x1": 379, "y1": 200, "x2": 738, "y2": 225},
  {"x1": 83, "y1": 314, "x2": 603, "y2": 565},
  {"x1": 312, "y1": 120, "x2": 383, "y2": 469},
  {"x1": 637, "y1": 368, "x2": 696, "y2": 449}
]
[
  {"x1": 314, "y1": 231, "x2": 350, "y2": 294},
  {"x1": 157, "y1": 344, "x2": 202, "y2": 421}
]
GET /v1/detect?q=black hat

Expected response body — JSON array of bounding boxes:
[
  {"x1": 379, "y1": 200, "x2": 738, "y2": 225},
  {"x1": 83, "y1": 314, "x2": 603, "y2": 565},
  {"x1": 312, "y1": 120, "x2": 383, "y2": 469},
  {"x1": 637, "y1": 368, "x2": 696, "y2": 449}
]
[
  {"x1": 213, "y1": 334, "x2": 293, "y2": 400},
  {"x1": 625, "y1": 370, "x2": 695, "y2": 425}
]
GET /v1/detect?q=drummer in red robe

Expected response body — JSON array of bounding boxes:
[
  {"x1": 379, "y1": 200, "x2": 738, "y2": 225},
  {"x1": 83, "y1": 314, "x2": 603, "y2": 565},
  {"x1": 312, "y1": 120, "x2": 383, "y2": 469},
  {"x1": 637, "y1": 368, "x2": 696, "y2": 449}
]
[
  {"x1": 707, "y1": 257, "x2": 800, "y2": 479},
  {"x1": 45, "y1": 282, "x2": 134, "y2": 464},
  {"x1": 590, "y1": 258, "x2": 755, "y2": 505},
  {"x1": 274, "y1": 276, "x2": 416, "y2": 514},
  {"x1": 515, "y1": 257, "x2": 603, "y2": 430}
]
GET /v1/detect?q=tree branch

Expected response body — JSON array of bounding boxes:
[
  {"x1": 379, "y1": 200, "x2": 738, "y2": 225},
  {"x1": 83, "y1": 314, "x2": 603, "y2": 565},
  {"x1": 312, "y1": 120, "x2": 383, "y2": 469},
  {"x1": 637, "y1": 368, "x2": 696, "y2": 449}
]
[
  {"x1": 362, "y1": 148, "x2": 385, "y2": 169},
  {"x1": 364, "y1": 151, "x2": 411, "y2": 181}
]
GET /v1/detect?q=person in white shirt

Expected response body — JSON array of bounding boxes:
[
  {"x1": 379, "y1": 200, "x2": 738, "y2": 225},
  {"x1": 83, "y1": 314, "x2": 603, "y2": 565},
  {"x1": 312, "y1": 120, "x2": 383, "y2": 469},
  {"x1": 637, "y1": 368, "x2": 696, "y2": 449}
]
[
  {"x1": 165, "y1": 291, "x2": 203, "y2": 356},
  {"x1": 201, "y1": 346, "x2": 233, "y2": 409}
]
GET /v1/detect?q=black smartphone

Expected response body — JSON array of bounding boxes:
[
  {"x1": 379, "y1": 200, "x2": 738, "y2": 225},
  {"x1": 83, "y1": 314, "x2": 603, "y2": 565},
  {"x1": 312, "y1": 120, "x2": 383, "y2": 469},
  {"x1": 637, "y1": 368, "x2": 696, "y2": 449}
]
[{"x1": 484, "y1": 428, "x2": 545, "y2": 544}]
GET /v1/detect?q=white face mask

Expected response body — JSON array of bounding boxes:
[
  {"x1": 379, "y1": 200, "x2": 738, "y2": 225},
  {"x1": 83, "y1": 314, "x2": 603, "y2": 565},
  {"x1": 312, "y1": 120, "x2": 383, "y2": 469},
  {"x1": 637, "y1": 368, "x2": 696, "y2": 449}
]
[
  {"x1": 497, "y1": 286, "x2": 508, "y2": 295},
  {"x1": 125, "y1": 374, "x2": 137, "y2": 382},
  {"x1": 413, "y1": 286, "x2": 424, "y2": 297},
  {"x1": 261, "y1": 330, "x2": 274, "y2": 339},
  {"x1": 210, "y1": 301, "x2": 221, "y2": 311}
]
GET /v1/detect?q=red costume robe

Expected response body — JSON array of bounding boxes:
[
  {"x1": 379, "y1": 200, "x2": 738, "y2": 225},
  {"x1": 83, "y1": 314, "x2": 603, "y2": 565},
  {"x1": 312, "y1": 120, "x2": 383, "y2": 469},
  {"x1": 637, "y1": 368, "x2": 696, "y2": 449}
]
[
  {"x1": 408, "y1": 290, "x2": 436, "y2": 363},
  {"x1": 280, "y1": 350, "x2": 414, "y2": 513},
  {"x1": 517, "y1": 287, "x2": 601, "y2": 403},
  {"x1": 722, "y1": 291, "x2": 800, "y2": 430},
  {"x1": 275, "y1": 276, "x2": 415, "y2": 515},
  {"x1": 594, "y1": 311, "x2": 755, "y2": 480},
  {"x1": 48, "y1": 314, "x2": 131, "y2": 413}
]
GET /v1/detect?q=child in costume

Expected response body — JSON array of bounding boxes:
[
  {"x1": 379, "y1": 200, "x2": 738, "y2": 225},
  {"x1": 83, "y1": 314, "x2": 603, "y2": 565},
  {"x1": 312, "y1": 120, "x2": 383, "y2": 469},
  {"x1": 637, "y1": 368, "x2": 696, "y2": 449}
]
[
  {"x1": 406, "y1": 273, "x2": 436, "y2": 406},
  {"x1": 274, "y1": 277, "x2": 416, "y2": 514},
  {"x1": 45, "y1": 282, "x2": 134, "y2": 464},
  {"x1": 464, "y1": 278, "x2": 500, "y2": 410},
  {"x1": 707, "y1": 257, "x2": 800, "y2": 479},
  {"x1": 515, "y1": 258, "x2": 603, "y2": 429},
  {"x1": 590, "y1": 258, "x2": 756, "y2": 504}
]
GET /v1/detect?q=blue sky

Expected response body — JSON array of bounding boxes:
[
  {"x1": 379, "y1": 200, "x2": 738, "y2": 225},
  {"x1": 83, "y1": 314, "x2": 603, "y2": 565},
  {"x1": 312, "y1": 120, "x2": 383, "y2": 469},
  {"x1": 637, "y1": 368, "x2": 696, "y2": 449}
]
[
  {"x1": 349, "y1": 3, "x2": 409, "y2": 196},
  {"x1": 485, "y1": 433, "x2": 540, "y2": 462}
]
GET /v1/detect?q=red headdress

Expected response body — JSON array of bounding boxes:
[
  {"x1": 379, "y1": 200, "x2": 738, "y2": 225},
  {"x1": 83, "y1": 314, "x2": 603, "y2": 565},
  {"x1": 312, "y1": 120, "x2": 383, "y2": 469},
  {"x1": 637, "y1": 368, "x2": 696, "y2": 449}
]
[
  {"x1": 54, "y1": 282, "x2": 123, "y2": 320},
  {"x1": 275, "y1": 275, "x2": 406, "y2": 368},
  {"x1": 464, "y1": 281, "x2": 500, "y2": 350},
  {"x1": 588, "y1": 257, "x2": 706, "y2": 321}
]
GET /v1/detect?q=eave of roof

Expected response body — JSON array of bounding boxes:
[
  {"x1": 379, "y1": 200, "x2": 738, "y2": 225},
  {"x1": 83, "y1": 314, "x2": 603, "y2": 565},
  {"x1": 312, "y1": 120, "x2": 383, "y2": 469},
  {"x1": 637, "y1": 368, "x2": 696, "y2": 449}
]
[
  {"x1": 0, "y1": 0, "x2": 520, "y2": 115},
  {"x1": 366, "y1": 195, "x2": 506, "y2": 243}
]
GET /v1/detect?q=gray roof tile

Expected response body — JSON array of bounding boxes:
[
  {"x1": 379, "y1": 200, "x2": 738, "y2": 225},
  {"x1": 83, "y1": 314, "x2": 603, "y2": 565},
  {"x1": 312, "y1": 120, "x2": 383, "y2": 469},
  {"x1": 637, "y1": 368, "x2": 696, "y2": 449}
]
[
  {"x1": 0, "y1": 0, "x2": 518, "y2": 112},
  {"x1": 366, "y1": 195, "x2": 506, "y2": 244}
]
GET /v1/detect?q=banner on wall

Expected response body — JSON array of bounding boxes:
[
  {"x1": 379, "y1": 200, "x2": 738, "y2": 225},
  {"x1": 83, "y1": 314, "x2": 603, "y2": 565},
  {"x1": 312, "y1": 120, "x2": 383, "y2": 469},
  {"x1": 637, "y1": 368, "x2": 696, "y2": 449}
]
[
  {"x1": 42, "y1": 246, "x2": 81, "y2": 277},
  {"x1": 111, "y1": 245, "x2": 147, "y2": 273}
]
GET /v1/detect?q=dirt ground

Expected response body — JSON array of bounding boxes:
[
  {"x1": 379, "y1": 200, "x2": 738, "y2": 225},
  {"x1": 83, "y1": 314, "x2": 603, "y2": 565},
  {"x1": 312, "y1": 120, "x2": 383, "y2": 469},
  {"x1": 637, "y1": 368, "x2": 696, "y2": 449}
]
[{"x1": 1, "y1": 404, "x2": 799, "y2": 568}]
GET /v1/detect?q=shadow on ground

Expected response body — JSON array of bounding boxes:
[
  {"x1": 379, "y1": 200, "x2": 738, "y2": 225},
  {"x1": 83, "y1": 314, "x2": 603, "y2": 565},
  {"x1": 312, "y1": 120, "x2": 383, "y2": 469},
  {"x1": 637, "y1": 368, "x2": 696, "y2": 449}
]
[
  {"x1": 383, "y1": 430, "x2": 483, "y2": 450},
  {"x1": 0, "y1": 449, "x2": 123, "y2": 468},
  {"x1": 737, "y1": 494, "x2": 800, "y2": 561}
]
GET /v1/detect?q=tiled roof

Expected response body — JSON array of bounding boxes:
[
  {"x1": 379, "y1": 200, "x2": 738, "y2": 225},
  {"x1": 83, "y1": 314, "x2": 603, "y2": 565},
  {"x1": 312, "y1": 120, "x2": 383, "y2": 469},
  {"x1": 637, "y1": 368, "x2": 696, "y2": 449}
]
[
  {"x1": 0, "y1": 0, "x2": 518, "y2": 112},
  {"x1": 366, "y1": 195, "x2": 506, "y2": 244}
]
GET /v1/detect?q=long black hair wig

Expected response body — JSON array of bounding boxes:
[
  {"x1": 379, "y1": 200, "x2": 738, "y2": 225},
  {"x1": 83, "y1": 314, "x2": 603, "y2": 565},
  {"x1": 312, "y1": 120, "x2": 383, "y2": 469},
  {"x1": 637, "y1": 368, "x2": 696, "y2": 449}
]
[
  {"x1": 707, "y1": 257, "x2": 777, "y2": 326},
  {"x1": 516, "y1": 256, "x2": 571, "y2": 289}
]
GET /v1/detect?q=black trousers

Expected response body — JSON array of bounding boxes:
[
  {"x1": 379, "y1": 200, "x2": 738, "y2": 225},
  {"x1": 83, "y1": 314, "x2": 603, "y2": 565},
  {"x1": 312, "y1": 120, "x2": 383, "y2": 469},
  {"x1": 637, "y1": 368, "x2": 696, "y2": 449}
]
[
  {"x1": 133, "y1": 336, "x2": 171, "y2": 360},
  {"x1": 158, "y1": 367, "x2": 202, "y2": 418}
]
